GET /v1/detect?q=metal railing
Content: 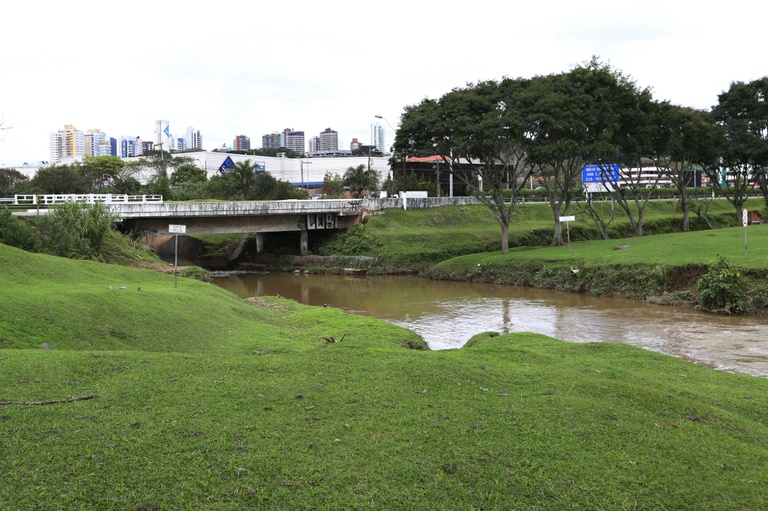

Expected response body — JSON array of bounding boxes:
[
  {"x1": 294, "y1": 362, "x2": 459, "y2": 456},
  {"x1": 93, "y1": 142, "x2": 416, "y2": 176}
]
[{"x1": 9, "y1": 194, "x2": 164, "y2": 206}]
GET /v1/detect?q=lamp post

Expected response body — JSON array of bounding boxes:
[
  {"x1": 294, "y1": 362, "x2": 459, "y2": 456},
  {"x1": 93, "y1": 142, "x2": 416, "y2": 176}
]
[
  {"x1": 375, "y1": 115, "x2": 406, "y2": 209},
  {"x1": 300, "y1": 160, "x2": 312, "y2": 190}
]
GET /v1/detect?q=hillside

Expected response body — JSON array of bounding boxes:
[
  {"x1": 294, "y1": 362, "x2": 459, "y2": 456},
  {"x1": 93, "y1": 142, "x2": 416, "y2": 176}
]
[{"x1": 2, "y1": 243, "x2": 768, "y2": 509}]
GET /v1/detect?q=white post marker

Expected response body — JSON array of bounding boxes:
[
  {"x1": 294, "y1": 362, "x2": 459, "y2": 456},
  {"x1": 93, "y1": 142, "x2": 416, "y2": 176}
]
[
  {"x1": 169, "y1": 224, "x2": 187, "y2": 287},
  {"x1": 559, "y1": 215, "x2": 576, "y2": 252},
  {"x1": 743, "y1": 209, "x2": 749, "y2": 257}
]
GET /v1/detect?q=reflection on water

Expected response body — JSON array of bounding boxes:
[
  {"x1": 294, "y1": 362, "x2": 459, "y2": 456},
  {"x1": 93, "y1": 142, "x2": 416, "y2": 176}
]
[{"x1": 213, "y1": 272, "x2": 768, "y2": 378}]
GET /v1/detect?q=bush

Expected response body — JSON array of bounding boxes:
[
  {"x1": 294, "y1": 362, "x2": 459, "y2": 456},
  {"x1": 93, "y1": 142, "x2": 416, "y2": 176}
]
[
  {"x1": 696, "y1": 255, "x2": 748, "y2": 314},
  {"x1": 0, "y1": 209, "x2": 38, "y2": 251},
  {"x1": 28, "y1": 202, "x2": 116, "y2": 259}
]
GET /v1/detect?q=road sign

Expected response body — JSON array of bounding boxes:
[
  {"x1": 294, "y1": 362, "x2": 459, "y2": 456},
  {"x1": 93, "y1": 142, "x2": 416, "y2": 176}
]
[
  {"x1": 559, "y1": 215, "x2": 575, "y2": 222},
  {"x1": 743, "y1": 209, "x2": 749, "y2": 227},
  {"x1": 583, "y1": 164, "x2": 620, "y2": 193},
  {"x1": 169, "y1": 224, "x2": 186, "y2": 234}
]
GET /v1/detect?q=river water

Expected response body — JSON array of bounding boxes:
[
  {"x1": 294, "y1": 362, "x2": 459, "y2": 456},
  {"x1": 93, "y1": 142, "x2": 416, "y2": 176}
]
[{"x1": 212, "y1": 272, "x2": 768, "y2": 378}]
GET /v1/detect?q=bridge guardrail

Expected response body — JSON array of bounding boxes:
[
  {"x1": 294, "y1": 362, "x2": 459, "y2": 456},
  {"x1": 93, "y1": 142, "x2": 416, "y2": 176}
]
[{"x1": 11, "y1": 194, "x2": 164, "y2": 206}]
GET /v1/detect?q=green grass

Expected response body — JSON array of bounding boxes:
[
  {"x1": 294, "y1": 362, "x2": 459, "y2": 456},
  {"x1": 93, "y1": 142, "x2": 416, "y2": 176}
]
[
  {"x1": 331, "y1": 198, "x2": 757, "y2": 272},
  {"x1": 3, "y1": 242, "x2": 768, "y2": 509}
]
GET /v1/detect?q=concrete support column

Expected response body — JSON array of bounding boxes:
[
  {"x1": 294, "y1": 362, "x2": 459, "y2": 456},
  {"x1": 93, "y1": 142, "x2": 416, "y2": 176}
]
[
  {"x1": 300, "y1": 229, "x2": 308, "y2": 255},
  {"x1": 256, "y1": 232, "x2": 265, "y2": 253}
]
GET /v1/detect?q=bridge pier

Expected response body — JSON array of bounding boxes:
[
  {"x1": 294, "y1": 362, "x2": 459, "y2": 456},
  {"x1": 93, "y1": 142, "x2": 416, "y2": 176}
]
[
  {"x1": 300, "y1": 229, "x2": 308, "y2": 255},
  {"x1": 256, "y1": 233, "x2": 265, "y2": 253}
]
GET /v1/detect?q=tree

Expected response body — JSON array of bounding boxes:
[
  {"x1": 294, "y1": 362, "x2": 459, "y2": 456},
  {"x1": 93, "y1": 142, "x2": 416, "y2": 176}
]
[
  {"x1": 711, "y1": 77, "x2": 768, "y2": 219},
  {"x1": 0, "y1": 168, "x2": 29, "y2": 195},
  {"x1": 230, "y1": 159, "x2": 260, "y2": 199},
  {"x1": 321, "y1": 172, "x2": 345, "y2": 197},
  {"x1": 526, "y1": 60, "x2": 653, "y2": 242},
  {"x1": 28, "y1": 164, "x2": 88, "y2": 194},
  {"x1": 396, "y1": 78, "x2": 535, "y2": 253},
  {"x1": 343, "y1": 164, "x2": 379, "y2": 198},
  {"x1": 79, "y1": 155, "x2": 139, "y2": 193},
  {"x1": 650, "y1": 104, "x2": 722, "y2": 231}
]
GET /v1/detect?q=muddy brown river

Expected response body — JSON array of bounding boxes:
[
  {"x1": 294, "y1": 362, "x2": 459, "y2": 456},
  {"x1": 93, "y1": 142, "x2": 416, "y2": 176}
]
[{"x1": 212, "y1": 272, "x2": 768, "y2": 378}]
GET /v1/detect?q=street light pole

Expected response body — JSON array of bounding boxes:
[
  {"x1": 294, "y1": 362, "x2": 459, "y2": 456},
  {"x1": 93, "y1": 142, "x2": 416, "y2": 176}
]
[{"x1": 375, "y1": 115, "x2": 406, "y2": 209}]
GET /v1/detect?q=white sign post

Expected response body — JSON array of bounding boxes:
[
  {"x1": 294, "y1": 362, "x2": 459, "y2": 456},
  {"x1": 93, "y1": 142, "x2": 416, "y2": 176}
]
[
  {"x1": 169, "y1": 225, "x2": 187, "y2": 287},
  {"x1": 559, "y1": 215, "x2": 576, "y2": 252},
  {"x1": 743, "y1": 209, "x2": 749, "y2": 257}
]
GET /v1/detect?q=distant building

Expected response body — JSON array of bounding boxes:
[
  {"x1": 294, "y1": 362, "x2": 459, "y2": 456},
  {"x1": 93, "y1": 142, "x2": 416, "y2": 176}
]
[
  {"x1": 155, "y1": 120, "x2": 171, "y2": 152},
  {"x1": 82, "y1": 130, "x2": 116, "y2": 157},
  {"x1": 233, "y1": 135, "x2": 251, "y2": 151},
  {"x1": 308, "y1": 136, "x2": 320, "y2": 153},
  {"x1": 141, "y1": 141, "x2": 154, "y2": 153},
  {"x1": 185, "y1": 127, "x2": 203, "y2": 150},
  {"x1": 173, "y1": 137, "x2": 187, "y2": 152},
  {"x1": 50, "y1": 124, "x2": 85, "y2": 164},
  {"x1": 350, "y1": 138, "x2": 361, "y2": 152},
  {"x1": 371, "y1": 122, "x2": 385, "y2": 153},
  {"x1": 318, "y1": 128, "x2": 338, "y2": 152},
  {"x1": 283, "y1": 129, "x2": 305, "y2": 155},
  {"x1": 120, "y1": 136, "x2": 142, "y2": 157},
  {"x1": 262, "y1": 131, "x2": 282, "y2": 149}
]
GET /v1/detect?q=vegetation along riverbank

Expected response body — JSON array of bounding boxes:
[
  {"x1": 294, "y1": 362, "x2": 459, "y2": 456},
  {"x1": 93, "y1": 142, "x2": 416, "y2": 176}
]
[
  {"x1": 3, "y1": 242, "x2": 768, "y2": 509},
  {"x1": 292, "y1": 200, "x2": 768, "y2": 314}
]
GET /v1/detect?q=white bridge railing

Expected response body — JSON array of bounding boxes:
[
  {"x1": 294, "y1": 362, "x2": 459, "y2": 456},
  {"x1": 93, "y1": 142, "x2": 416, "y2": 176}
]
[{"x1": 10, "y1": 194, "x2": 164, "y2": 205}]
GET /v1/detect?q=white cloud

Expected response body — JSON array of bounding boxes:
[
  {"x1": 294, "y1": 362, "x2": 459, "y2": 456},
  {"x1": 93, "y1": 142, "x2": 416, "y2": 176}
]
[{"x1": 2, "y1": 0, "x2": 767, "y2": 165}]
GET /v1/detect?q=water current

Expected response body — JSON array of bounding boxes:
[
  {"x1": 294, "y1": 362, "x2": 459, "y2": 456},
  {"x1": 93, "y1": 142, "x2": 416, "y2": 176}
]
[{"x1": 212, "y1": 272, "x2": 768, "y2": 378}]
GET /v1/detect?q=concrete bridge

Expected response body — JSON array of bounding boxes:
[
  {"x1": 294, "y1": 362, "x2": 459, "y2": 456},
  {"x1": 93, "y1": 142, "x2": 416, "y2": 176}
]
[
  {"x1": 107, "y1": 196, "x2": 482, "y2": 255},
  {"x1": 6, "y1": 194, "x2": 482, "y2": 256},
  {"x1": 108, "y1": 199, "x2": 373, "y2": 255}
]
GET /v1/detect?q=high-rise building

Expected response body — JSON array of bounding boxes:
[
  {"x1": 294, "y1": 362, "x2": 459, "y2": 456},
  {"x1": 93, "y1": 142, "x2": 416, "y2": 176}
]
[
  {"x1": 233, "y1": 135, "x2": 251, "y2": 151},
  {"x1": 50, "y1": 124, "x2": 85, "y2": 164},
  {"x1": 371, "y1": 122, "x2": 385, "y2": 154},
  {"x1": 120, "y1": 136, "x2": 142, "y2": 157},
  {"x1": 185, "y1": 127, "x2": 203, "y2": 150},
  {"x1": 84, "y1": 129, "x2": 105, "y2": 157},
  {"x1": 173, "y1": 137, "x2": 186, "y2": 152},
  {"x1": 319, "y1": 128, "x2": 338, "y2": 152},
  {"x1": 262, "y1": 131, "x2": 282, "y2": 149},
  {"x1": 350, "y1": 138, "x2": 361, "y2": 152},
  {"x1": 283, "y1": 129, "x2": 305, "y2": 155},
  {"x1": 308, "y1": 136, "x2": 320, "y2": 153},
  {"x1": 155, "y1": 120, "x2": 171, "y2": 152}
]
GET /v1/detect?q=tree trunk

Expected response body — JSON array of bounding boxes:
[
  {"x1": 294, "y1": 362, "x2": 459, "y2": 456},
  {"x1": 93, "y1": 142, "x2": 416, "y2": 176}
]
[{"x1": 500, "y1": 222, "x2": 509, "y2": 254}]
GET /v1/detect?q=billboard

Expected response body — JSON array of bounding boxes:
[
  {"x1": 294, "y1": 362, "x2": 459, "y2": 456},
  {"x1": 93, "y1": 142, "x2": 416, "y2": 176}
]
[{"x1": 582, "y1": 164, "x2": 620, "y2": 193}]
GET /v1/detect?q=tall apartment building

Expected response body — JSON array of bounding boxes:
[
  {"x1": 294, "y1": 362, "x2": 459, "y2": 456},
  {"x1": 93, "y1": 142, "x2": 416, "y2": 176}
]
[
  {"x1": 50, "y1": 124, "x2": 85, "y2": 164},
  {"x1": 233, "y1": 135, "x2": 251, "y2": 151},
  {"x1": 371, "y1": 122, "x2": 385, "y2": 153},
  {"x1": 120, "y1": 136, "x2": 142, "y2": 157},
  {"x1": 173, "y1": 137, "x2": 187, "y2": 152},
  {"x1": 185, "y1": 127, "x2": 203, "y2": 150},
  {"x1": 154, "y1": 120, "x2": 171, "y2": 152},
  {"x1": 308, "y1": 136, "x2": 320, "y2": 153},
  {"x1": 262, "y1": 131, "x2": 282, "y2": 149},
  {"x1": 283, "y1": 129, "x2": 305, "y2": 155},
  {"x1": 319, "y1": 128, "x2": 338, "y2": 152},
  {"x1": 350, "y1": 138, "x2": 361, "y2": 151}
]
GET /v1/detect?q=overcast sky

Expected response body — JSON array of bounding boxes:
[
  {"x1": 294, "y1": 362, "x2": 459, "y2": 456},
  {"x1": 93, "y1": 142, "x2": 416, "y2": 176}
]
[{"x1": 1, "y1": 1, "x2": 765, "y2": 166}]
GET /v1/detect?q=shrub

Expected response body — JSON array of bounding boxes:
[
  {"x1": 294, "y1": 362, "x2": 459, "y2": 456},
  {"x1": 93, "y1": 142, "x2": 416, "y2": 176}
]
[{"x1": 696, "y1": 255, "x2": 749, "y2": 314}]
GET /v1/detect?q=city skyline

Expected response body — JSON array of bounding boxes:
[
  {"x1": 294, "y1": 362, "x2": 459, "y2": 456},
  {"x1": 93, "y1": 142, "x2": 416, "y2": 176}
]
[{"x1": 2, "y1": 1, "x2": 767, "y2": 166}]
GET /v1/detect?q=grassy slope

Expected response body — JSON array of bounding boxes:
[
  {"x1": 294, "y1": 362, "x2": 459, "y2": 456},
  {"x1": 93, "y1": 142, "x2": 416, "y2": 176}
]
[
  {"x1": 354, "y1": 198, "x2": 755, "y2": 271},
  {"x1": 2, "y1": 243, "x2": 768, "y2": 509}
]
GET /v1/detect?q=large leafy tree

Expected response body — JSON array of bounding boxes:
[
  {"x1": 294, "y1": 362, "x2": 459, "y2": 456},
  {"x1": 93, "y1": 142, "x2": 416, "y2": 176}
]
[
  {"x1": 526, "y1": 60, "x2": 653, "y2": 242},
  {"x1": 711, "y1": 77, "x2": 768, "y2": 218},
  {"x1": 79, "y1": 155, "x2": 139, "y2": 193},
  {"x1": 28, "y1": 164, "x2": 89, "y2": 194},
  {"x1": 650, "y1": 103, "x2": 722, "y2": 231},
  {"x1": 396, "y1": 78, "x2": 535, "y2": 253},
  {"x1": 0, "y1": 168, "x2": 28, "y2": 195}
]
